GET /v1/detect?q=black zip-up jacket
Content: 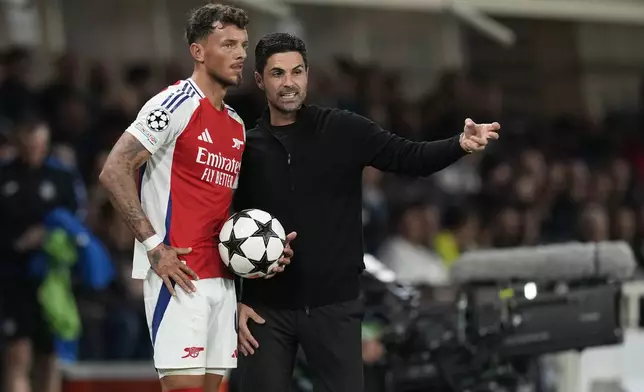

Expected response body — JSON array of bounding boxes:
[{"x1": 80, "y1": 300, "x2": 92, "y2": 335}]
[
  {"x1": 233, "y1": 104, "x2": 467, "y2": 310},
  {"x1": 0, "y1": 159, "x2": 78, "y2": 278}
]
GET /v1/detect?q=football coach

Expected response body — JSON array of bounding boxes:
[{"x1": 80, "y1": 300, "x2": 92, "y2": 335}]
[{"x1": 232, "y1": 32, "x2": 500, "y2": 392}]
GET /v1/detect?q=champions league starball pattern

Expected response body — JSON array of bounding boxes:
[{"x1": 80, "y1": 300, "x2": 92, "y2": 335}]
[
  {"x1": 146, "y1": 109, "x2": 170, "y2": 132},
  {"x1": 218, "y1": 209, "x2": 287, "y2": 279}
]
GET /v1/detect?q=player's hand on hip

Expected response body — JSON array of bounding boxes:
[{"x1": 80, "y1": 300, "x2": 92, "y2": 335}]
[
  {"x1": 238, "y1": 302, "x2": 265, "y2": 356},
  {"x1": 147, "y1": 244, "x2": 199, "y2": 296},
  {"x1": 266, "y1": 231, "x2": 297, "y2": 278},
  {"x1": 460, "y1": 118, "x2": 501, "y2": 152}
]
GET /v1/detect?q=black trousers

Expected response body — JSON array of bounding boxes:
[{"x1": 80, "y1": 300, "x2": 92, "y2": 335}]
[
  {"x1": 238, "y1": 299, "x2": 364, "y2": 392},
  {"x1": 0, "y1": 279, "x2": 54, "y2": 355}
]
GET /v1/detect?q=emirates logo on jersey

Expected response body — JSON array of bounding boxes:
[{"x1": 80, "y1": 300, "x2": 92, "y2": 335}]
[{"x1": 195, "y1": 147, "x2": 241, "y2": 188}]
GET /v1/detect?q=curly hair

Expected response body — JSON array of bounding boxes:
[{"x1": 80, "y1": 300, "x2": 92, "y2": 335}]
[{"x1": 185, "y1": 3, "x2": 249, "y2": 44}]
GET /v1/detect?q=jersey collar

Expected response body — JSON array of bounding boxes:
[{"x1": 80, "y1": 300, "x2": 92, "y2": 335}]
[{"x1": 186, "y1": 78, "x2": 205, "y2": 99}]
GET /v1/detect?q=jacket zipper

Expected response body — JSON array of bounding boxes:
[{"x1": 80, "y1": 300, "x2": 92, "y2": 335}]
[
  {"x1": 263, "y1": 126, "x2": 295, "y2": 192},
  {"x1": 287, "y1": 153, "x2": 294, "y2": 191}
]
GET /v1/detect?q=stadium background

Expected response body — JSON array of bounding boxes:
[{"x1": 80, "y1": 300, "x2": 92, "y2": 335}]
[{"x1": 2, "y1": 0, "x2": 644, "y2": 391}]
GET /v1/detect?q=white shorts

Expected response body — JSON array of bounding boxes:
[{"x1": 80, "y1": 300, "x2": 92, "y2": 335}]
[{"x1": 143, "y1": 273, "x2": 238, "y2": 372}]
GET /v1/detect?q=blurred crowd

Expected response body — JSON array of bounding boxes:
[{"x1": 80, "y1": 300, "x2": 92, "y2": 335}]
[{"x1": 1, "y1": 45, "x2": 644, "y2": 362}]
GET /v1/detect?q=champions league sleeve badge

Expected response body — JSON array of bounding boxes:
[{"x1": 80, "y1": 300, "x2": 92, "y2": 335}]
[{"x1": 146, "y1": 108, "x2": 170, "y2": 132}]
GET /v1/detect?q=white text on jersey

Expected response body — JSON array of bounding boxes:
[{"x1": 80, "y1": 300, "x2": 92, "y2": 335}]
[{"x1": 196, "y1": 147, "x2": 240, "y2": 188}]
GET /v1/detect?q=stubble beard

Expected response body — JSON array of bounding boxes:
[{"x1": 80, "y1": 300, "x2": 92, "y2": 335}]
[{"x1": 210, "y1": 69, "x2": 242, "y2": 88}]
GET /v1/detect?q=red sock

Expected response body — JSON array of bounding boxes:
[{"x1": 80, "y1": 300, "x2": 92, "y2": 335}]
[{"x1": 168, "y1": 389, "x2": 203, "y2": 392}]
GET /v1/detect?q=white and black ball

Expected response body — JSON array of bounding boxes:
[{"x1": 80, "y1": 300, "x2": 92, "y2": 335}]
[{"x1": 218, "y1": 209, "x2": 286, "y2": 279}]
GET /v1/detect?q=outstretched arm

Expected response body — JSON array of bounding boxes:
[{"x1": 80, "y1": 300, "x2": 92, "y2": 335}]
[{"x1": 343, "y1": 111, "x2": 498, "y2": 176}]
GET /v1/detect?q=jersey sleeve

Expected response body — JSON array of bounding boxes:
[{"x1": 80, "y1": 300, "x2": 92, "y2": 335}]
[{"x1": 125, "y1": 92, "x2": 195, "y2": 155}]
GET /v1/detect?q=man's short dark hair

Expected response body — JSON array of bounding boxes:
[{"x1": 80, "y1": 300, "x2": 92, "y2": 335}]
[
  {"x1": 255, "y1": 33, "x2": 308, "y2": 74},
  {"x1": 185, "y1": 3, "x2": 249, "y2": 45}
]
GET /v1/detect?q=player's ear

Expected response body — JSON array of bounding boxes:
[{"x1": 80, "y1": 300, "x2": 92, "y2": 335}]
[
  {"x1": 190, "y1": 43, "x2": 205, "y2": 63},
  {"x1": 254, "y1": 71, "x2": 264, "y2": 90}
]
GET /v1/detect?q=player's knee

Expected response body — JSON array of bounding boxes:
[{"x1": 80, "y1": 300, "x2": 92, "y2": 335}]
[
  {"x1": 5, "y1": 339, "x2": 32, "y2": 374},
  {"x1": 158, "y1": 368, "x2": 205, "y2": 391}
]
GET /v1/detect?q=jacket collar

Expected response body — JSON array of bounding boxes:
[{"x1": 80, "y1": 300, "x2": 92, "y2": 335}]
[{"x1": 257, "y1": 104, "x2": 315, "y2": 132}]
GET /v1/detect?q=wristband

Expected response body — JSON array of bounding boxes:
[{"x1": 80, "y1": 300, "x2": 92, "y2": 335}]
[{"x1": 142, "y1": 234, "x2": 162, "y2": 251}]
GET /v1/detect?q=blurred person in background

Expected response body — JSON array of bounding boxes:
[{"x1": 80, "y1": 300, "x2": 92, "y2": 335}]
[
  {"x1": 39, "y1": 53, "x2": 83, "y2": 129},
  {"x1": 0, "y1": 48, "x2": 35, "y2": 123},
  {"x1": 75, "y1": 203, "x2": 151, "y2": 361},
  {"x1": 587, "y1": 170, "x2": 614, "y2": 206},
  {"x1": 378, "y1": 201, "x2": 449, "y2": 287},
  {"x1": 362, "y1": 167, "x2": 389, "y2": 255},
  {"x1": 613, "y1": 206, "x2": 637, "y2": 243},
  {"x1": 434, "y1": 205, "x2": 480, "y2": 268},
  {"x1": 121, "y1": 64, "x2": 155, "y2": 114},
  {"x1": 0, "y1": 118, "x2": 78, "y2": 392},
  {"x1": 0, "y1": 117, "x2": 15, "y2": 162},
  {"x1": 577, "y1": 203, "x2": 610, "y2": 242},
  {"x1": 610, "y1": 157, "x2": 639, "y2": 204},
  {"x1": 486, "y1": 206, "x2": 524, "y2": 248},
  {"x1": 545, "y1": 159, "x2": 591, "y2": 241}
]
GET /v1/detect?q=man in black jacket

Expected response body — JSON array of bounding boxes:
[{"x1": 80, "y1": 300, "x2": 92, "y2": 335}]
[
  {"x1": 0, "y1": 118, "x2": 78, "y2": 392},
  {"x1": 232, "y1": 33, "x2": 500, "y2": 392}
]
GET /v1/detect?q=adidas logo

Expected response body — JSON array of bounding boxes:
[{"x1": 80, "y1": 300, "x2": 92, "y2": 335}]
[{"x1": 198, "y1": 129, "x2": 213, "y2": 143}]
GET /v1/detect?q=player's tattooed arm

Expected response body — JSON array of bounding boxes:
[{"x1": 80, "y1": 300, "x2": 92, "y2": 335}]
[{"x1": 99, "y1": 132, "x2": 156, "y2": 243}]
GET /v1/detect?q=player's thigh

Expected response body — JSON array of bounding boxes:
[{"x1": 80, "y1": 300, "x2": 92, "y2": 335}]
[
  {"x1": 298, "y1": 299, "x2": 365, "y2": 392},
  {"x1": 204, "y1": 372, "x2": 224, "y2": 392},
  {"x1": 204, "y1": 278, "x2": 238, "y2": 370},
  {"x1": 238, "y1": 305, "x2": 299, "y2": 392},
  {"x1": 143, "y1": 273, "x2": 209, "y2": 370},
  {"x1": 157, "y1": 368, "x2": 205, "y2": 391}
]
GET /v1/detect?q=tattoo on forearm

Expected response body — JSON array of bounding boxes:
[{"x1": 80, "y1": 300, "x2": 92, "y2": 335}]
[
  {"x1": 103, "y1": 135, "x2": 156, "y2": 244},
  {"x1": 108, "y1": 193, "x2": 156, "y2": 242}
]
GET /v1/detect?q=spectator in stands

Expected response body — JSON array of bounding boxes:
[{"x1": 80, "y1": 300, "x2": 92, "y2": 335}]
[
  {"x1": 0, "y1": 116, "x2": 14, "y2": 162},
  {"x1": 434, "y1": 206, "x2": 480, "y2": 268},
  {"x1": 362, "y1": 167, "x2": 389, "y2": 255},
  {"x1": 0, "y1": 47, "x2": 35, "y2": 122},
  {"x1": 378, "y1": 201, "x2": 448, "y2": 287},
  {"x1": 487, "y1": 206, "x2": 524, "y2": 248},
  {"x1": 578, "y1": 204, "x2": 610, "y2": 242},
  {"x1": 39, "y1": 53, "x2": 83, "y2": 129}
]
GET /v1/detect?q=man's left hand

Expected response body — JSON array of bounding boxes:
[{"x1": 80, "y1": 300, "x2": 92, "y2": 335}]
[
  {"x1": 265, "y1": 231, "x2": 297, "y2": 278},
  {"x1": 460, "y1": 118, "x2": 500, "y2": 153}
]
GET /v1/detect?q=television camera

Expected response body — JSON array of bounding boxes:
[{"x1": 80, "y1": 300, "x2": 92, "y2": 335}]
[{"x1": 360, "y1": 241, "x2": 636, "y2": 392}]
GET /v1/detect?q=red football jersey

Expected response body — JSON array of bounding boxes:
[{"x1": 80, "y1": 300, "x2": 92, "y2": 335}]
[{"x1": 126, "y1": 79, "x2": 245, "y2": 280}]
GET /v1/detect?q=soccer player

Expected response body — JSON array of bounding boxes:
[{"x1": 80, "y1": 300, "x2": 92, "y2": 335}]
[
  {"x1": 233, "y1": 33, "x2": 500, "y2": 392},
  {"x1": 99, "y1": 5, "x2": 293, "y2": 392}
]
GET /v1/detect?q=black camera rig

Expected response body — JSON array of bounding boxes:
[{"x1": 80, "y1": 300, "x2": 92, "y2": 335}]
[{"x1": 362, "y1": 270, "x2": 623, "y2": 392}]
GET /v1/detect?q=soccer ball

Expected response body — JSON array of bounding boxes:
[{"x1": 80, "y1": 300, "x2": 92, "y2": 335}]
[{"x1": 218, "y1": 209, "x2": 286, "y2": 279}]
